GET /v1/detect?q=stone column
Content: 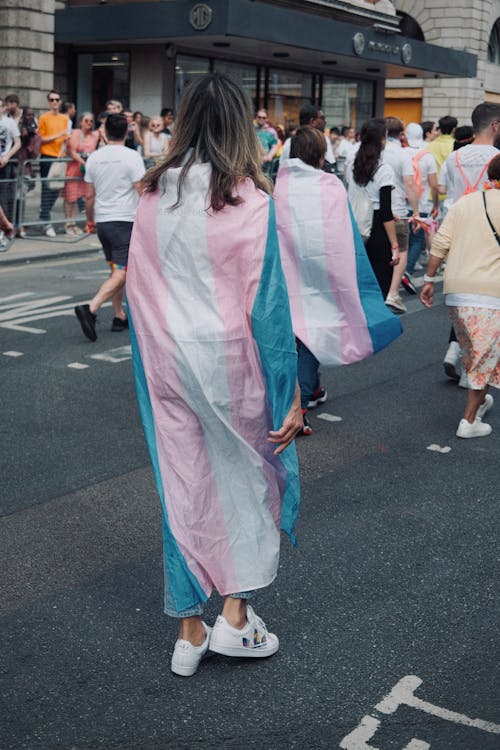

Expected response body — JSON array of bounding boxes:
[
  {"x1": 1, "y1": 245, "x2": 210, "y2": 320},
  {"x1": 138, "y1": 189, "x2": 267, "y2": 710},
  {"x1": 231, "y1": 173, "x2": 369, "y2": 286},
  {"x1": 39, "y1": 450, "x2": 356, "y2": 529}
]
[{"x1": 0, "y1": 1, "x2": 58, "y2": 112}]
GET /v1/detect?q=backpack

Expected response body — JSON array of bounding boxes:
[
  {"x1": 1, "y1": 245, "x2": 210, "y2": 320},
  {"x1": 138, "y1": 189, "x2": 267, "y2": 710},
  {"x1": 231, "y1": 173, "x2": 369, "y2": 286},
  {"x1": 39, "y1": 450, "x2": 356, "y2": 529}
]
[
  {"x1": 350, "y1": 183, "x2": 373, "y2": 242},
  {"x1": 412, "y1": 148, "x2": 428, "y2": 197},
  {"x1": 455, "y1": 151, "x2": 491, "y2": 197}
]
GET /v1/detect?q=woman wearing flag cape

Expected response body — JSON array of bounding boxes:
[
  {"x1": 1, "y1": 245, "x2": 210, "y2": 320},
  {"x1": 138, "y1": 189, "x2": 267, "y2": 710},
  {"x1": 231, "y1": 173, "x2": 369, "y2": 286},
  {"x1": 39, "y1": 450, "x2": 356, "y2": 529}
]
[
  {"x1": 126, "y1": 74, "x2": 302, "y2": 677},
  {"x1": 274, "y1": 126, "x2": 402, "y2": 433}
]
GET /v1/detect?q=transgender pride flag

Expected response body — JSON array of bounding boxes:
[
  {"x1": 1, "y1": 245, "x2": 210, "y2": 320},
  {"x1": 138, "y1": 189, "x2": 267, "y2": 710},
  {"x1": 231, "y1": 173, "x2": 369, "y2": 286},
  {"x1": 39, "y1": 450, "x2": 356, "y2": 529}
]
[
  {"x1": 275, "y1": 158, "x2": 402, "y2": 365},
  {"x1": 126, "y1": 164, "x2": 300, "y2": 615}
]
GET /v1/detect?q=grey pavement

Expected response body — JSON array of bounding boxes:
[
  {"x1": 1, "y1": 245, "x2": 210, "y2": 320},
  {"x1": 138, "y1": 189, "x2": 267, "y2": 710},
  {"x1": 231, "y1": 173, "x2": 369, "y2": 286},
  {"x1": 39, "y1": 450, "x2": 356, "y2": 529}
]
[
  {"x1": 0, "y1": 232, "x2": 102, "y2": 266},
  {"x1": 1, "y1": 255, "x2": 499, "y2": 750}
]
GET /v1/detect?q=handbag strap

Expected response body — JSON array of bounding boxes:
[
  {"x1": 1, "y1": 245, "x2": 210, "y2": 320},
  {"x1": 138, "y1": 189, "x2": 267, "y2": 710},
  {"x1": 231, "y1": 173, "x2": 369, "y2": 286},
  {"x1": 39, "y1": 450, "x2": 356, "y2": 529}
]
[{"x1": 482, "y1": 191, "x2": 500, "y2": 246}]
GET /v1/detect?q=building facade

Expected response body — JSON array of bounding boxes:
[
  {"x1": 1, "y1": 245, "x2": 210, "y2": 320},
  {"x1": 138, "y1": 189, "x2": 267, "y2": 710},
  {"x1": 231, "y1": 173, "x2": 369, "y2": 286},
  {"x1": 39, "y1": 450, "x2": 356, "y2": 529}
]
[{"x1": 1, "y1": 0, "x2": 497, "y2": 128}]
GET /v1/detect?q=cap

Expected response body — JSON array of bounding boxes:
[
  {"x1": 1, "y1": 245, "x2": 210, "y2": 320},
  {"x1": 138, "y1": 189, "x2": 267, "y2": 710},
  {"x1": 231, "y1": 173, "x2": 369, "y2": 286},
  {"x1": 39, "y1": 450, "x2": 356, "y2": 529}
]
[{"x1": 405, "y1": 122, "x2": 424, "y2": 148}]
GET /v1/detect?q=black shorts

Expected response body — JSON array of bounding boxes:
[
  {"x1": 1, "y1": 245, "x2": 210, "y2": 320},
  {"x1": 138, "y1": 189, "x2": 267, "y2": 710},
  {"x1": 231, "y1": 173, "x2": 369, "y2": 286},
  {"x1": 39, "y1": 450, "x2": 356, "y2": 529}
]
[{"x1": 96, "y1": 221, "x2": 133, "y2": 270}]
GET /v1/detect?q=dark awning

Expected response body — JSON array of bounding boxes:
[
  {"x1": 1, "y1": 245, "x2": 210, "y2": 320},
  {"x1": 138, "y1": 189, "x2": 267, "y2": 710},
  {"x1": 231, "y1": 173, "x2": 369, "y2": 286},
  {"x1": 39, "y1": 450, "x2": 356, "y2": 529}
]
[{"x1": 56, "y1": 0, "x2": 477, "y2": 80}]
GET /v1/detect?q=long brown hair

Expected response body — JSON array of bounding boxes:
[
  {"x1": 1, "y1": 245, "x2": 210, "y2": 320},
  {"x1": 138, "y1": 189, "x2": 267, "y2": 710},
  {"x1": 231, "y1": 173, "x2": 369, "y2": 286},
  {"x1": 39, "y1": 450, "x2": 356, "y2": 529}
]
[{"x1": 142, "y1": 73, "x2": 271, "y2": 210}]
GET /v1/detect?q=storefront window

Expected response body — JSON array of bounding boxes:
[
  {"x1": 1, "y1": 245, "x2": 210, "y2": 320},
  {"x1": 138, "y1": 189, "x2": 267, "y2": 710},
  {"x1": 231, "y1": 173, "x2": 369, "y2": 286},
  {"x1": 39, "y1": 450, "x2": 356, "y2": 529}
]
[
  {"x1": 322, "y1": 77, "x2": 374, "y2": 132},
  {"x1": 175, "y1": 55, "x2": 210, "y2": 110},
  {"x1": 213, "y1": 60, "x2": 258, "y2": 111},
  {"x1": 267, "y1": 68, "x2": 314, "y2": 130}
]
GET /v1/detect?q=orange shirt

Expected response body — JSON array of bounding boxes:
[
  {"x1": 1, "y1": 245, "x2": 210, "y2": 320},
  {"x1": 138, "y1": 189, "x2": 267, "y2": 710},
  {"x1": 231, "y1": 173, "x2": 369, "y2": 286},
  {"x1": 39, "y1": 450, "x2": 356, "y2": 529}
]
[{"x1": 38, "y1": 112, "x2": 69, "y2": 157}]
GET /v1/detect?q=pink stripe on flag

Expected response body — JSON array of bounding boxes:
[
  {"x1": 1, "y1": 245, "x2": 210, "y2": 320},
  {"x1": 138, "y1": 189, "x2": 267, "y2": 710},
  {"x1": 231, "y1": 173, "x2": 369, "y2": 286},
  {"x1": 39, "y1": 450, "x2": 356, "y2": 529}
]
[
  {"x1": 127, "y1": 192, "x2": 240, "y2": 596},
  {"x1": 319, "y1": 171, "x2": 374, "y2": 363}
]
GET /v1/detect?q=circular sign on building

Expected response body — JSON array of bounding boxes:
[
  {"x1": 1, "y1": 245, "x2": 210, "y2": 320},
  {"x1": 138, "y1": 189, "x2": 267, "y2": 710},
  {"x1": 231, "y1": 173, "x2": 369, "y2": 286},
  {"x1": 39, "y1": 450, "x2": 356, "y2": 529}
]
[
  {"x1": 353, "y1": 32, "x2": 365, "y2": 56},
  {"x1": 401, "y1": 43, "x2": 413, "y2": 65},
  {"x1": 190, "y1": 3, "x2": 213, "y2": 31}
]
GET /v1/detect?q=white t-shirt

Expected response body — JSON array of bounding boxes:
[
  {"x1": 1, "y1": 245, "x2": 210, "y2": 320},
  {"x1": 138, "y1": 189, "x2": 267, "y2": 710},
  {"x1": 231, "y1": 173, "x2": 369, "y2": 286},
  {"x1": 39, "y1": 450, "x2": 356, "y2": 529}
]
[
  {"x1": 439, "y1": 144, "x2": 499, "y2": 206},
  {"x1": 347, "y1": 161, "x2": 394, "y2": 211},
  {"x1": 382, "y1": 139, "x2": 415, "y2": 216},
  {"x1": 280, "y1": 133, "x2": 335, "y2": 164},
  {"x1": 84, "y1": 144, "x2": 145, "y2": 222},
  {"x1": 406, "y1": 145, "x2": 437, "y2": 214},
  {"x1": 0, "y1": 115, "x2": 20, "y2": 157}
]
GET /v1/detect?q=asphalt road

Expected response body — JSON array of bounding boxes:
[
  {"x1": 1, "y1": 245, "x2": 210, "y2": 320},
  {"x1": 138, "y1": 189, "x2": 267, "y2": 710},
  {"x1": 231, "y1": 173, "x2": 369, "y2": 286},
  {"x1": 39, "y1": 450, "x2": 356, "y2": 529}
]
[{"x1": 1, "y1": 255, "x2": 499, "y2": 750}]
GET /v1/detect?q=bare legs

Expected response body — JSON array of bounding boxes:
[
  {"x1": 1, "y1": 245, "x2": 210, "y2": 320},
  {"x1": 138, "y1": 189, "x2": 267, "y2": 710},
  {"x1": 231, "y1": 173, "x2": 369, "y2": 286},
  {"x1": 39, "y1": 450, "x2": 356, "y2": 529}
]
[
  {"x1": 388, "y1": 248, "x2": 407, "y2": 299},
  {"x1": 464, "y1": 386, "x2": 489, "y2": 424},
  {"x1": 178, "y1": 597, "x2": 248, "y2": 645},
  {"x1": 89, "y1": 267, "x2": 127, "y2": 320}
]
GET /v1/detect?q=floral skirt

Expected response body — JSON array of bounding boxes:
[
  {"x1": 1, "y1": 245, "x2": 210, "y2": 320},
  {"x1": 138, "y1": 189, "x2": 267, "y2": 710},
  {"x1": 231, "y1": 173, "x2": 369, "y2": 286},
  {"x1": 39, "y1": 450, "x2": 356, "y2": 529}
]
[{"x1": 449, "y1": 306, "x2": 500, "y2": 390}]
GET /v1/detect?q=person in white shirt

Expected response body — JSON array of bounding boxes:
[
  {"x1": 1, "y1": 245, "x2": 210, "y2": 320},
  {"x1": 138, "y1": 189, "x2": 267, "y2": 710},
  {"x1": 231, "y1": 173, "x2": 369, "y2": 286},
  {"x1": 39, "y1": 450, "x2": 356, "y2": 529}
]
[
  {"x1": 404, "y1": 122, "x2": 439, "y2": 275},
  {"x1": 280, "y1": 104, "x2": 335, "y2": 167},
  {"x1": 74, "y1": 113, "x2": 145, "y2": 342},
  {"x1": 0, "y1": 97, "x2": 21, "y2": 225},
  {"x1": 336, "y1": 125, "x2": 358, "y2": 176},
  {"x1": 437, "y1": 102, "x2": 500, "y2": 381},
  {"x1": 382, "y1": 117, "x2": 420, "y2": 313}
]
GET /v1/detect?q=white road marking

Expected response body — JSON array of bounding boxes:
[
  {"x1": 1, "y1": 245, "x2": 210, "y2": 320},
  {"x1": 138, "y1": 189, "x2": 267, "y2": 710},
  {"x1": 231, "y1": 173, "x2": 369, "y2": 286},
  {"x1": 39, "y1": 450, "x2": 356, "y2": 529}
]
[
  {"x1": 340, "y1": 674, "x2": 500, "y2": 749},
  {"x1": 67, "y1": 362, "x2": 89, "y2": 370},
  {"x1": 375, "y1": 675, "x2": 500, "y2": 734},
  {"x1": 89, "y1": 345, "x2": 131, "y2": 363},
  {"x1": 2, "y1": 350, "x2": 24, "y2": 357},
  {"x1": 317, "y1": 413, "x2": 343, "y2": 422},
  {"x1": 0, "y1": 292, "x2": 36, "y2": 306},
  {"x1": 426, "y1": 444, "x2": 451, "y2": 454},
  {"x1": 0, "y1": 295, "x2": 110, "y2": 334},
  {"x1": 0, "y1": 295, "x2": 72, "y2": 321}
]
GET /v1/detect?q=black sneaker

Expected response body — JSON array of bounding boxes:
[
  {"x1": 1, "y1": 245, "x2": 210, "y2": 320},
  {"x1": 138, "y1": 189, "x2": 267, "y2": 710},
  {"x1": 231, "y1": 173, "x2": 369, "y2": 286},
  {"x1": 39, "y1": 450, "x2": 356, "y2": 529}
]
[
  {"x1": 401, "y1": 272, "x2": 417, "y2": 295},
  {"x1": 111, "y1": 317, "x2": 129, "y2": 332},
  {"x1": 307, "y1": 385, "x2": 327, "y2": 409},
  {"x1": 75, "y1": 304, "x2": 97, "y2": 341},
  {"x1": 299, "y1": 410, "x2": 312, "y2": 437}
]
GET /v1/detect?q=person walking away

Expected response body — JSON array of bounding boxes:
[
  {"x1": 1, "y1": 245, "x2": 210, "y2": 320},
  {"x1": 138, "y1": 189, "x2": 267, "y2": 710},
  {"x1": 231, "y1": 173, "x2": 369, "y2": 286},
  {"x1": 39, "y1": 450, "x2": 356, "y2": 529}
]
[
  {"x1": 405, "y1": 122, "x2": 439, "y2": 277},
  {"x1": 38, "y1": 91, "x2": 70, "y2": 237},
  {"x1": 438, "y1": 103, "x2": 500, "y2": 381},
  {"x1": 74, "y1": 113, "x2": 145, "y2": 341},
  {"x1": 346, "y1": 118, "x2": 400, "y2": 300},
  {"x1": 275, "y1": 125, "x2": 402, "y2": 435},
  {"x1": 126, "y1": 73, "x2": 302, "y2": 677},
  {"x1": 420, "y1": 153, "x2": 500, "y2": 438},
  {"x1": 382, "y1": 117, "x2": 420, "y2": 313}
]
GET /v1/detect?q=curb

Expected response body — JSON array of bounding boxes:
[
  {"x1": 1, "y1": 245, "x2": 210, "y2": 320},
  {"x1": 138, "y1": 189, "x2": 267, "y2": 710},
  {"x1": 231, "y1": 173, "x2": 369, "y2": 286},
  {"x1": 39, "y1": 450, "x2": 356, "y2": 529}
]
[{"x1": 0, "y1": 244, "x2": 101, "y2": 267}]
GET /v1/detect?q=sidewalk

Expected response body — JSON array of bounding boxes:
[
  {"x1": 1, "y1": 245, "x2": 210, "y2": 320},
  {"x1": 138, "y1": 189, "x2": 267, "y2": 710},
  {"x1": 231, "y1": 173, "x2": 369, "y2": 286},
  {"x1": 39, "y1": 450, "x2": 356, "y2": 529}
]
[{"x1": 0, "y1": 232, "x2": 102, "y2": 267}]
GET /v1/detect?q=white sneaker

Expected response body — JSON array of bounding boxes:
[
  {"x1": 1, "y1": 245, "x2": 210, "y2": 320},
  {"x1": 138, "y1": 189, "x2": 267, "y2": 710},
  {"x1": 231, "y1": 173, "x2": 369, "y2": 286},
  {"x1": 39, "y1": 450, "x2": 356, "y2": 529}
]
[
  {"x1": 443, "y1": 341, "x2": 461, "y2": 381},
  {"x1": 456, "y1": 418, "x2": 492, "y2": 438},
  {"x1": 170, "y1": 622, "x2": 212, "y2": 677},
  {"x1": 209, "y1": 604, "x2": 279, "y2": 658},
  {"x1": 385, "y1": 293, "x2": 406, "y2": 313},
  {"x1": 414, "y1": 261, "x2": 423, "y2": 271},
  {"x1": 477, "y1": 394, "x2": 494, "y2": 421},
  {"x1": 45, "y1": 224, "x2": 56, "y2": 238},
  {"x1": 458, "y1": 371, "x2": 468, "y2": 389}
]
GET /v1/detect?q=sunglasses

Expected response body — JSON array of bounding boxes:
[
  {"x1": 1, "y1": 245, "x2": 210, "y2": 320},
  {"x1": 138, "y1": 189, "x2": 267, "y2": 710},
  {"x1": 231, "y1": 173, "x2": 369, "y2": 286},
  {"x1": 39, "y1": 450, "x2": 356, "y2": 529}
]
[{"x1": 49, "y1": 97, "x2": 61, "y2": 102}]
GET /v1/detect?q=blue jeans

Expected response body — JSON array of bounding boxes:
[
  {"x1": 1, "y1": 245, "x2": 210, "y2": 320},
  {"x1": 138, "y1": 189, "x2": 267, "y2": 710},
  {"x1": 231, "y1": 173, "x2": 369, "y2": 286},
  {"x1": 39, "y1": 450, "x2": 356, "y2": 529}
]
[
  {"x1": 165, "y1": 589, "x2": 254, "y2": 618},
  {"x1": 297, "y1": 339, "x2": 319, "y2": 409},
  {"x1": 407, "y1": 211, "x2": 428, "y2": 274}
]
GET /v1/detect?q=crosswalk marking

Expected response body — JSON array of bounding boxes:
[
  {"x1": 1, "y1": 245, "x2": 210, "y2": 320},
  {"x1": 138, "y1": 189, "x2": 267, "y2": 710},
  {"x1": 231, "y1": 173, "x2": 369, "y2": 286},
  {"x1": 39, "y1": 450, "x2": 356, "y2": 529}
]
[
  {"x1": 67, "y1": 362, "x2": 90, "y2": 370},
  {"x1": 2, "y1": 350, "x2": 24, "y2": 357}
]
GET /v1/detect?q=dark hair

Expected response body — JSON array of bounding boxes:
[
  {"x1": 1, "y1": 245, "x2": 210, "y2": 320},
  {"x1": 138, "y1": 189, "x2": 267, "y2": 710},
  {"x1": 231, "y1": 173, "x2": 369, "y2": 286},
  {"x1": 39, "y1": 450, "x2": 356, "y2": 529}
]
[
  {"x1": 47, "y1": 89, "x2": 61, "y2": 100},
  {"x1": 61, "y1": 101, "x2": 75, "y2": 114},
  {"x1": 160, "y1": 107, "x2": 174, "y2": 118},
  {"x1": 341, "y1": 125, "x2": 352, "y2": 137},
  {"x1": 438, "y1": 115, "x2": 458, "y2": 135},
  {"x1": 4, "y1": 93, "x2": 19, "y2": 105},
  {"x1": 290, "y1": 126, "x2": 327, "y2": 168},
  {"x1": 105, "y1": 113, "x2": 128, "y2": 141},
  {"x1": 352, "y1": 118, "x2": 387, "y2": 186},
  {"x1": 385, "y1": 116, "x2": 404, "y2": 138},
  {"x1": 299, "y1": 103, "x2": 320, "y2": 126},
  {"x1": 471, "y1": 102, "x2": 500, "y2": 134},
  {"x1": 142, "y1": 73, "x2": 271, "y2": 211},
  {"x1": 453, "y1": 125, "x2": 474, "y2": 150},
  {"x1": 487, "y1": 153, "x2": 500, "y2": 181},
  {"x1": 421, "y1": 120, "x2": 435, "y2": 138},
  {"x1": 330, "y1": 126, "x2": 340, "y2": 136}
]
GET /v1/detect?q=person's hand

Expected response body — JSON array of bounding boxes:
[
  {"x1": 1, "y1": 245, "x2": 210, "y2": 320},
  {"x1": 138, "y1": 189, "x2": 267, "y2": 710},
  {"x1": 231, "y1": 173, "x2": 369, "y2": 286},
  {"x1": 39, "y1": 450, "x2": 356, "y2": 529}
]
[
  {"x1": 0, "y1": 216, "x2": 14, "y2": 237},
  {"x1": 420, "y1": 282, "x2": 434, "y2": 308},
  {"x1": 268, "y1": 387, "x2": 303, "y2": 455},
  {"x1": 0, "y1": 156, "x2": 7, "y2": 168},
  {"x1": 390, "y1": 253, "x2": 400, "y2": 267}
]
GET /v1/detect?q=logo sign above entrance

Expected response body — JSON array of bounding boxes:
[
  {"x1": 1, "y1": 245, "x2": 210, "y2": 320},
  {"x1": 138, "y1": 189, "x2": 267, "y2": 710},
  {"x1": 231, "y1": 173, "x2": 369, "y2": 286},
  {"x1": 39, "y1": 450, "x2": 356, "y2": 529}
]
[{"x1": 190, "y1": 3, "x2": 213, "y2": 31}]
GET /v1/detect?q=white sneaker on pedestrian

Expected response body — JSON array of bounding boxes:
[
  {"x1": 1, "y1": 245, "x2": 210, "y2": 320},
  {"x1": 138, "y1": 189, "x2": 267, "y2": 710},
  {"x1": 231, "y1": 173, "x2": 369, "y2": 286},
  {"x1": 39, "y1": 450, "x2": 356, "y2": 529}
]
[
  {"x1": 385, "y1": 293, "x2": 406, "y2": 313},
  {"x1": 443, "y1": 341, "x2": 461, "y2": 381},
  {"x1": 477, "y1": 394, "x2": 494, "y2": 421},
  {"x1": 170, "y1": 622, "x2": 212, "y2": 677},
  {"x1": 45, "y1": 224, "x2": 56, "y2": 238},
  {"x1": 456, "y1": 418, "x2": 492, "y2": 438},
  {"x1": 209, "y1": 604, "x2": 279, "y2": 658}
]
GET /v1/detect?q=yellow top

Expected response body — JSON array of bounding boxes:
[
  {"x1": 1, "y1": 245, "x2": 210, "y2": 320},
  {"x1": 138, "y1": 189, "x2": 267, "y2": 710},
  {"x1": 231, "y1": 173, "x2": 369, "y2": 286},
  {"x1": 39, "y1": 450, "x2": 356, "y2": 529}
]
[{"x1": 38, "y1": 112, "x2": 69, "y2": 157}]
